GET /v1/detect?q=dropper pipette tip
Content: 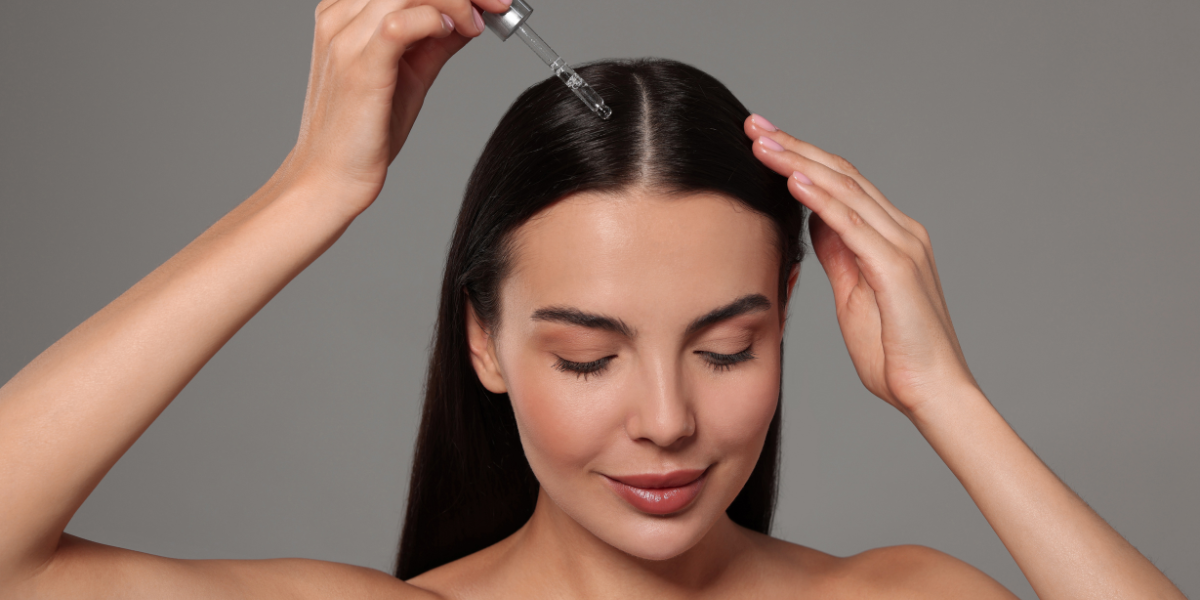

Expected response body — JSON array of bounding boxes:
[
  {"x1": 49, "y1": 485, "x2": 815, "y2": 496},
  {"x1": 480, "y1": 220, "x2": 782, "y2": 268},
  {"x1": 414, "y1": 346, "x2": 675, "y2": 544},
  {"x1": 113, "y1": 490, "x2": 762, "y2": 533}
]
[{"x1": 485, "y1": 2, "x2": 612, "y2": 120}]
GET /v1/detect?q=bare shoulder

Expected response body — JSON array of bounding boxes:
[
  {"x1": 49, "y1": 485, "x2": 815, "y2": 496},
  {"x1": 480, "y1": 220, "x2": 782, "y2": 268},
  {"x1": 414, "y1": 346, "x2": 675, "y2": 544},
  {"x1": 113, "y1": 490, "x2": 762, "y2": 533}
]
[
  {"x1": 840, "y1": 544, "x2": 1019, "y2": 599},
  {"x1": 18, "y1": 534, "x2": 441, "y2": 600},
  {"x1": 735, "y1": 530, "x2": 851, "y2": 596},
  {"x1": 743, "y1": 531, "x2": 845, "y2": 577},
  {"x1": 404, "y1": 536, "x2": 515, "y2": 599},
  {"x1": 745, "y1": 533, "x2": 1017, "y2": 599}
]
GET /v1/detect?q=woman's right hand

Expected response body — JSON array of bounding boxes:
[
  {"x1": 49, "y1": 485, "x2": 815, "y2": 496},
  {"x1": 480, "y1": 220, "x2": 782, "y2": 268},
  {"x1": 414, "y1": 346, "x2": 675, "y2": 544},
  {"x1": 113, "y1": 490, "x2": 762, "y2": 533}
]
[
  {"x1": 1, "y1": 4, "x2": 513, "y2": 597},
  {"x1": 280, "y1": 0, "x2": 512, "y2": 216}
]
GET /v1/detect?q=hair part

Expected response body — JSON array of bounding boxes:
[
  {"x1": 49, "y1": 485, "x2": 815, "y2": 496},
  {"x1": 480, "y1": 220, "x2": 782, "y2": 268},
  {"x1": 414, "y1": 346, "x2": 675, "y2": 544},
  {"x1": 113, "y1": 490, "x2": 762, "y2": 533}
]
[{"x1": 395, "y1": 58, "x2": 808, "y2": 580}]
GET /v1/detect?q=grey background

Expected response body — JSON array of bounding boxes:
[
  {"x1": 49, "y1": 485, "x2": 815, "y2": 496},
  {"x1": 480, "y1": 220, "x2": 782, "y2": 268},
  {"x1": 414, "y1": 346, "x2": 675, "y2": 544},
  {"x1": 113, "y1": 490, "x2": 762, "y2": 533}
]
[{"x1": 2, "y1": 0, "x2": 1197, "y2": 597}]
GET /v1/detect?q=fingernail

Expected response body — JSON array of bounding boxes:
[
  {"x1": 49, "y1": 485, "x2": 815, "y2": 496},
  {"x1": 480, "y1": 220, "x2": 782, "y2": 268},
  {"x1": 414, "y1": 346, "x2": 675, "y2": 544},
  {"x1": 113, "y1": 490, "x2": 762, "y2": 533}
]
[
  {"x1": 441, "y1": 13, "x2": 455, "y2": 32},
  {"x1": 758, "y1": 136, "x2": 784, "y2": 152},
  {"x1": 472, "y1": 6, "x2": 485, "y2": 33},
  {"x1": 792, "y1": 170, "x2": 814, "y2": 185},
  {"x1": 751, "y1": 114, "x2": 777, "y2": 132},
  {"x1": 498, "y1": 0, "x2": 513, "y2": 7}
]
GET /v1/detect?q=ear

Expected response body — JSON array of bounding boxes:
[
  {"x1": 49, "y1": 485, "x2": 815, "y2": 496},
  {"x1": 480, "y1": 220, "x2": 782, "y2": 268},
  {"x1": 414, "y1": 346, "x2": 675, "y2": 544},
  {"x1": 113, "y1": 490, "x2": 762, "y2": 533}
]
[
  {"x1": 781, "y1": 263, "x2": 800, "y2": 330},
  {"x1": 465, "y1": 292, "x2": 508, "y2": 394}
]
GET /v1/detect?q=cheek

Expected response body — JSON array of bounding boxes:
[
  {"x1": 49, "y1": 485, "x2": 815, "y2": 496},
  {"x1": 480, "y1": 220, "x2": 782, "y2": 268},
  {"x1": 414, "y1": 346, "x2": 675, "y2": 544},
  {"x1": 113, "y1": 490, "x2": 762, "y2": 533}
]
[
  {"x1": 697, "y1": 352, "x2": 781, "y2": 460},
  {"x1": 501, "y1": 349, "x2": 624, "y2": 471}
]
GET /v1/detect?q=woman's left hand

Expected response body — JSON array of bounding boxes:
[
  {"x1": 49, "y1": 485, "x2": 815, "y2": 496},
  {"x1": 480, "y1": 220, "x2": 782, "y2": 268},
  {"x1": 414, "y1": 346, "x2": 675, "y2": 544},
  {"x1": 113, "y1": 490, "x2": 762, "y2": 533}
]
[
  {"x1": 745, "y1": 115, "x2": 978, "y2": 418},
  {"x1": 745, "y1": 115, "x2": 1190, "y2": 600}
]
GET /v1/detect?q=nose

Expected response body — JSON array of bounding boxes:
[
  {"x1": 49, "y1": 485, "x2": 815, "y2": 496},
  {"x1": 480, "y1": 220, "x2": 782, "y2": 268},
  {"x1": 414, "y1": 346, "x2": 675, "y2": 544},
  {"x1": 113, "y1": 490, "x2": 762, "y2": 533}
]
[{"x1": 624, "y1": 356, "x2": 696, "y2": 449}]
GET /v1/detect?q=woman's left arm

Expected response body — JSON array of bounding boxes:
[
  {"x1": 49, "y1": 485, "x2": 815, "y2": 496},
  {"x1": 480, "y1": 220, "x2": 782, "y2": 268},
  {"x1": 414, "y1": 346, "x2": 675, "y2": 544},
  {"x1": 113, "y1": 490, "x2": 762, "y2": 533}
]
[{"x1": 744, "y1": 114, "x2": 1186, "y2": 599}]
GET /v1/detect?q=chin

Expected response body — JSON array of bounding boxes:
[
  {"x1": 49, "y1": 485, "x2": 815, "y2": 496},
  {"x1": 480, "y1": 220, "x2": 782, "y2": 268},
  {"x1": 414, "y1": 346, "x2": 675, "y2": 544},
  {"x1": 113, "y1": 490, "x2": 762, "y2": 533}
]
[
  {"x1": 546, "y1": 473, "x2": 737, "y2": 562},
  {"x1": 585, "y1": 506, "x2": 721, "y2": 561},
  {"x1": 611, "y1": 526, "x2": 715, "y2": 561}
]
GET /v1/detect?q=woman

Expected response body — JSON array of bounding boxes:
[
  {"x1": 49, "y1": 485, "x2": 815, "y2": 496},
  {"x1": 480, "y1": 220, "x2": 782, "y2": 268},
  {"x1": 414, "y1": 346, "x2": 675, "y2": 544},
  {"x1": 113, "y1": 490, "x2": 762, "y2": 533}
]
[{"x1": 0, "y1": 0, "x2": 1186, "y2": 598}]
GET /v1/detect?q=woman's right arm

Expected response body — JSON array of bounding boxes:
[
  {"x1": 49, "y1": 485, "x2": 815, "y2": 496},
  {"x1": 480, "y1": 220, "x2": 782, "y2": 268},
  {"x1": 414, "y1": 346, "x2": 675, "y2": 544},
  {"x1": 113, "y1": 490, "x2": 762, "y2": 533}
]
[{"x1": 0, "y1": 0, "x2": 511, "y2": 597}]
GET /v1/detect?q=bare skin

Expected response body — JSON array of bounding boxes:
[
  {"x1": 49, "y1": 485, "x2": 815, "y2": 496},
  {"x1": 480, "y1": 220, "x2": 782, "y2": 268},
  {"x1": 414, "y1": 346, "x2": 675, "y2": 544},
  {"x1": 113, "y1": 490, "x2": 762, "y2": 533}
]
[
  {"x1": 408, "y1": 490, "x2": 1017, "y2": 600},
  {"x1": 0, "y1": 0, "x2": 1186, "y2": 599},
  {"x1": 413, "y1": 186, "x2": 1019, "y2": 599}
]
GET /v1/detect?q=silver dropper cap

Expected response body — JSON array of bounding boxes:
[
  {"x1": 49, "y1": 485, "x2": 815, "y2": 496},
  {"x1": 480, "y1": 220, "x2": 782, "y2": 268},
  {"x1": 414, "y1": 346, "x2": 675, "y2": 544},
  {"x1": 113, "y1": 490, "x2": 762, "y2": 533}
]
[
  {"x1": 480, "y1": 0, "x2": 533, "y2": 40},
  {"x1": 481, "y1": 0, "x2": 612, "y2": 120}
]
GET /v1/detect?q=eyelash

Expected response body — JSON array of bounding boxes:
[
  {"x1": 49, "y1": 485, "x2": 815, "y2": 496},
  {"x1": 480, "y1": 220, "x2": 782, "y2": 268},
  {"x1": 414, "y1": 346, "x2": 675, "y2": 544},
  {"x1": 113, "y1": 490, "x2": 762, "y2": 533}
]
[{"x1": 553, "y1": 344, "x2": 756, "y2": 380}]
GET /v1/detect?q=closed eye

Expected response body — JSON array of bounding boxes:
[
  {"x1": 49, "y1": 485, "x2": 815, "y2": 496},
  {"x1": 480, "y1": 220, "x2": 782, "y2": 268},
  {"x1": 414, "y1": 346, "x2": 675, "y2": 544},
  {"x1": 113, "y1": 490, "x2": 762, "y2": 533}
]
[
  {"x1": 554, "y1": 355, "x2": 615, "y2": 381},
  {"x1": 553, "y1": 344, "x2": 756, "y2": 380},
  {"x1": 696, "y1": 343, "x2": 756, "y2": 372}
]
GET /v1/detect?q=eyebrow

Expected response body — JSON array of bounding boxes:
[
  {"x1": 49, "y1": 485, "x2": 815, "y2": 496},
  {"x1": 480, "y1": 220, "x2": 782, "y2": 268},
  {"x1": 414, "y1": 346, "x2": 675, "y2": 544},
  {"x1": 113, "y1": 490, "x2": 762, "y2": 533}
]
[{"x1": 529, "y1": 293, "x2": 772, "y2": 339}]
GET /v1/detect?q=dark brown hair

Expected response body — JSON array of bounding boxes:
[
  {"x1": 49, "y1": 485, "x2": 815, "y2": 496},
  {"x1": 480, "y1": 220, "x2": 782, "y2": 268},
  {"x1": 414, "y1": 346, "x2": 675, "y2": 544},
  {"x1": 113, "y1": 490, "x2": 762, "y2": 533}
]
[{"x1": 395, "y1": 58, "x2": 808, "y2": 579}]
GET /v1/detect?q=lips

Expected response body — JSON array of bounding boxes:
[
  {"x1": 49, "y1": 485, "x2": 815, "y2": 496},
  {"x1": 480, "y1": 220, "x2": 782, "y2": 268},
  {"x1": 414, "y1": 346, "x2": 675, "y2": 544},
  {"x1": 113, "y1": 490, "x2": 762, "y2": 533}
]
[{"x1": 603, "y1": 468, "x2": 709, "y2": 515}]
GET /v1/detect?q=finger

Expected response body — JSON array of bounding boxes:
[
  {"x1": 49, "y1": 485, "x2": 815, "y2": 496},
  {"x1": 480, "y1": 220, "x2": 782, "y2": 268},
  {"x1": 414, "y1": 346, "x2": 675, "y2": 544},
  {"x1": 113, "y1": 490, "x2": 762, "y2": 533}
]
[
  {"x1": 810, "y1": 212, "x2": 889, "y2": 403},
  {"x1": 470, "y1": 0, "x2": 516, "y2": 17},
  {"x1": 808, "y1": 210, "x2": 863, "y2": 306},
  {"x1": 786, "y1": 171, "x2": 913, "y2": 296},
  {"x1": 340, "y1": 0, "x2": 450, "y2": 54},
  {"x1": 754, "y1": 136, "x2": 924, "y2": 259},
  {"x1": 431, "y1": 0, "x2": 517, "y2": 38},
  {"x1": 402, "y1": 29, "x2": 472, "y2": 87},
  {"x1": 359, "y1": 5, "x2": 457, "y2": 84},
  {"x1": 423, "y1": 0, "x2": 484, "y2": 37},
  {"x1": 340, "y1": 0, "x2": 500, "y2": 45},
  {"x1": 319, "y1": 0, "x2": 509, "y2": 45},
  {"x1": 404, "y1": 0, "x2": 504, "y2": 37},
  {"x1": 746, "y1": 116, "x2": 944, "y2": 301},
  {"x1": 315, "y1": 0, "x2": 344, "y2": 15},
  {"x1": 744, "y1": 118, "x2": 950, "y2": 319},
  {"x1": 745, "y1": 115, "x2": 910, "y2": 231},
  {"x1": 315, "y1": 0, "x2": 372, "y2": 44},
  {"x1": 795, "y1": 173, "x2": 952, "y2": 357}
]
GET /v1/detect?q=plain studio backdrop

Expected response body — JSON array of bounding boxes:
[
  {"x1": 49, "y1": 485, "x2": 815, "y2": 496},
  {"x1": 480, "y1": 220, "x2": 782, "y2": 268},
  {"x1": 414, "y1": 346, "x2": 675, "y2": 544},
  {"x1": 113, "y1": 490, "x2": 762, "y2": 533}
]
[{"x1": 2, "y1": 1, "x2": 1197, "y2": 597}]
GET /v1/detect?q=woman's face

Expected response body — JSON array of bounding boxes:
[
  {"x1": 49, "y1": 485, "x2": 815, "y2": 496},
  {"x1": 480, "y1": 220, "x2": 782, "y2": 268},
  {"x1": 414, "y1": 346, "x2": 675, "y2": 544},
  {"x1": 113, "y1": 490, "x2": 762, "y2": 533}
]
[{"x1": 467, "y1": 187, "x2": 796, "y2": 560}]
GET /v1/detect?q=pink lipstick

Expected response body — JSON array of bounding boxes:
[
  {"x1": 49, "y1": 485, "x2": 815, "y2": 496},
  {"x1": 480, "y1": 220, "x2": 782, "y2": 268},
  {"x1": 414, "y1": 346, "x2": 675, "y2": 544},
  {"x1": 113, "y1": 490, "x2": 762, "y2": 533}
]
[{"x1": 604, "y1": 468, "x2": 708, "y2": 515}]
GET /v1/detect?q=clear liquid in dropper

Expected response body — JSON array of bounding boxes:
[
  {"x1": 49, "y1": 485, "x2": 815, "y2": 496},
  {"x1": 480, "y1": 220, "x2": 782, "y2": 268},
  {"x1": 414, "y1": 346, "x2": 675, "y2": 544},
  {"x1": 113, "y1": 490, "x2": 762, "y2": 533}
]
[
  {"x1": 551, "y1": 59, "x2": 612, "y2": 120},
  {"x1": 515, "y1": 24, "x2": 612, "y2": 120}
]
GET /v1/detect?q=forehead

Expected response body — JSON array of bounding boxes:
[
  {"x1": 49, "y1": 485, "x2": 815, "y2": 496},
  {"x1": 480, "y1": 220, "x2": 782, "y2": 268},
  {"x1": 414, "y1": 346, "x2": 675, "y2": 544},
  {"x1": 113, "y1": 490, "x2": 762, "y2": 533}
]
[{"x1": 500, "y1": 188, "x2": 780, "y2": 331}]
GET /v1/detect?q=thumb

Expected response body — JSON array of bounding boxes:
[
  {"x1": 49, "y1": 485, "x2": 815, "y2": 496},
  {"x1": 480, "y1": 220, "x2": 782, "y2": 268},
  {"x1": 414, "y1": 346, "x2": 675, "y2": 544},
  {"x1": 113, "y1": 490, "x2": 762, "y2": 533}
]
[{"x1": 810, "y1": 211, "x2": 861, "y2": 303}]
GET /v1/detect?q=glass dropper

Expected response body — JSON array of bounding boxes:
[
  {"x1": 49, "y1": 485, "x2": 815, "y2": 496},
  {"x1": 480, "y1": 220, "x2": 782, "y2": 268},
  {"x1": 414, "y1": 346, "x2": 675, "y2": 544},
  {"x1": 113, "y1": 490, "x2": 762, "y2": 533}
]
[{"x1": 481, "y1": 0, "x2": 613, "y2": 120}]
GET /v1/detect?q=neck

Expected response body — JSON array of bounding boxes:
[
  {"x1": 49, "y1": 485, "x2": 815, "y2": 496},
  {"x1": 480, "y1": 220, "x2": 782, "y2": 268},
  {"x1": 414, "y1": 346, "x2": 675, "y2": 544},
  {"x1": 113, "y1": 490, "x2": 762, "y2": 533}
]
[{"x1": 499, "y1": 487, "x2": 759, "y2": 599}]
